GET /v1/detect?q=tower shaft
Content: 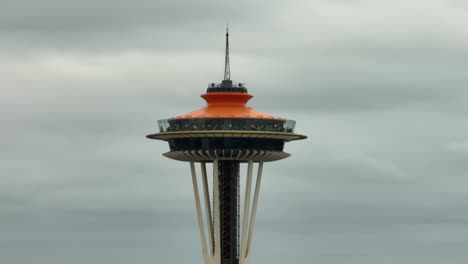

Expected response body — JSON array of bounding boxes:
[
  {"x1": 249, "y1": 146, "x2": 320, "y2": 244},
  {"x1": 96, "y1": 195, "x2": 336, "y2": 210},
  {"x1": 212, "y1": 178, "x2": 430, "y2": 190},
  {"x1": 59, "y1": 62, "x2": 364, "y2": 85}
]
[{"x1": 218, "y1": 161, "x2": 240, "y2": 264}]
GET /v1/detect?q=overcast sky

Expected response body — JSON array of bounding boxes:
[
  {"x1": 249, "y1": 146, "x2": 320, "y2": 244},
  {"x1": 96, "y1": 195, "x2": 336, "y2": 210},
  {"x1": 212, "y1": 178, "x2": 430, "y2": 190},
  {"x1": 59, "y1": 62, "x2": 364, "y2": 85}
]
[{"x1": 1, "y1": 0, "x2": 468, "y2": 263}]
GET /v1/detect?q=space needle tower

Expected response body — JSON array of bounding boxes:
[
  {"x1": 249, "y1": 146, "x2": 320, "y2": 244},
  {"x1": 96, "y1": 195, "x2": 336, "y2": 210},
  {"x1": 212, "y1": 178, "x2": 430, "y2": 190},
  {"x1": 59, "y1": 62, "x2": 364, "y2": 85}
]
[{"x1": 147, "y1": 28, "x2": 306, "y2": 264}]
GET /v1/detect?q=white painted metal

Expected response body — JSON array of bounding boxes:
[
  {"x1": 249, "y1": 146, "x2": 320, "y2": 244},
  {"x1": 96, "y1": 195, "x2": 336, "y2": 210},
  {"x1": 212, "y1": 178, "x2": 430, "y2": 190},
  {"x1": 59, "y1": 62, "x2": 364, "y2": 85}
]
[
  {"x1": 245, "y1": 161, "x2": 264, "y2": 263},
  {"x1": 190, "y1": 160, "x2": 264, "y2": 264},
  {"x1": 201, "y1": 162, "x2": 214, "y2": 255},
  {"x1": 190, "y1": 162, "x2": 210, "y2": 263},
  {"x1": 213, "y1": 160, "x2": 221, "y2": 263},
  {"x1": 239, "y1": 160, "x2": 254, "y2": 264},
  {"x1": 240, "y1": 149, "x2": 251, "y2": 160}
]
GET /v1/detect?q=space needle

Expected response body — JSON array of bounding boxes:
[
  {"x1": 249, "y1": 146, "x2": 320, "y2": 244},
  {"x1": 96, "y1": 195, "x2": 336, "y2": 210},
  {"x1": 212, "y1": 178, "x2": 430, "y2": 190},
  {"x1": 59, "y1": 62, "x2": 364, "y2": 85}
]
[{"x1": 147, "y1": 28, "x2": 306, "y2": 264}]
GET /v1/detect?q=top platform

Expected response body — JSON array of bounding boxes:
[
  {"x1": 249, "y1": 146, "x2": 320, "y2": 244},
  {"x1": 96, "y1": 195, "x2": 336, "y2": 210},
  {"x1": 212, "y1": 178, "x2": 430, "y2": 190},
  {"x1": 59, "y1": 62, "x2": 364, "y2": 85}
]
[{"x1": 206, "y1": 80, "x2": 248, "y2": 93}]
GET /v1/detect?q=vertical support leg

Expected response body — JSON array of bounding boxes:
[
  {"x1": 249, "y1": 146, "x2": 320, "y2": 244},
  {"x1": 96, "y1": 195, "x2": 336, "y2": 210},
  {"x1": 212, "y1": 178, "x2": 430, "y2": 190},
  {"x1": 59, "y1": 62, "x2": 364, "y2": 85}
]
[
  {"x1": 246, "y1": 161, "x2": 264, "y2": 259},
  {"x1": 213, "y1": 160, "x2": 221, "y2": 263},
  {"x1": 190, "y1": 162, "x2": 209, "y2": 263},
  {"x1": 201, "y1": 162, "x2": 214, "y2": 256},
  {"x1": 190, "y1": 160, "x2": 264, "y2": 264},
  {"x1": 239, "y1": 160, "x2": 254, "y2": 264}
]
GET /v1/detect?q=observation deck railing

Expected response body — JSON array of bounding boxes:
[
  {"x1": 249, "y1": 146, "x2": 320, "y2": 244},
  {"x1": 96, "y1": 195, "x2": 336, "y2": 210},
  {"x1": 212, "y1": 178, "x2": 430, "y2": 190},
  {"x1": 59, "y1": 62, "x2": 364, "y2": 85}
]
[
  {"x1": 157, "y1": 118, "x2": 296, "y2": 133},
  {"x1": 207, "y1": 82, "x2": 246, "y2": 88}
]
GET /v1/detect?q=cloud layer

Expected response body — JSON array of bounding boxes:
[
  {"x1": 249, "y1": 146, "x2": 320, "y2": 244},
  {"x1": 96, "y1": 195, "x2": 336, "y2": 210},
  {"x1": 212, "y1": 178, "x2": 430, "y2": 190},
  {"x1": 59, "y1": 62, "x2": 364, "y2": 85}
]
[{"x1": 1, "y1": 0, "x2": 468, "y2": 263}]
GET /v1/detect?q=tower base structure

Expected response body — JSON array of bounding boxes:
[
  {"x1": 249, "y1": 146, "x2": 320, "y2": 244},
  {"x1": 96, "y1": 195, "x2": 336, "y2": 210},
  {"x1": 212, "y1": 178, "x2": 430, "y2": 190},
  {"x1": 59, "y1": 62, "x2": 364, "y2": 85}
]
[
  {"x1": 147, "y1": 129, "x2": 305, "y2": 264},
  {"x1": 190, "y1": 160, "x2": 263, "y2": 264}
]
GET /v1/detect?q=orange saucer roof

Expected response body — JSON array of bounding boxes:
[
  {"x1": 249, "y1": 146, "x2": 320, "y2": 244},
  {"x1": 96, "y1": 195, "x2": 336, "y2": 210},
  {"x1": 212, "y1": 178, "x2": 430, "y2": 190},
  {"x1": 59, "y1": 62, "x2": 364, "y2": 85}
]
[{"x1": 174, "y1": 92, "x2": 283, "y2": 120}]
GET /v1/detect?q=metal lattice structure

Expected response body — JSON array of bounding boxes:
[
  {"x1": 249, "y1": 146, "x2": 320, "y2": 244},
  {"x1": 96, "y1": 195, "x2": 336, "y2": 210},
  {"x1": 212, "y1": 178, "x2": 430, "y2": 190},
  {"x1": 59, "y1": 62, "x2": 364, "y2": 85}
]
[{"x1": 218, "y1": 161, "x2": 239, "y2": 264}]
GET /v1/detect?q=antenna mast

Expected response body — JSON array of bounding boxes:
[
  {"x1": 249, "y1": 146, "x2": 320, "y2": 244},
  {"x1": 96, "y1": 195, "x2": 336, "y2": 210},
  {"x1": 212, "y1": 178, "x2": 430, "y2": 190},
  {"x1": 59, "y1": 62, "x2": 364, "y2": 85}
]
[{"x1": 224, "y1": 26, "x2": 230, "y2": 81}]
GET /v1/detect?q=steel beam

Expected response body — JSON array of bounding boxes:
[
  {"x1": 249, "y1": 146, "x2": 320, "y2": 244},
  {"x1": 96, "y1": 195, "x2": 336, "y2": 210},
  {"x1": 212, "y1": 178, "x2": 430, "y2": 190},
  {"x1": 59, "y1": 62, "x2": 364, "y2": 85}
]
[
  {"x1": 245, "y1": 161, "x2": 264, "y2": 263},
  {"x1": 201, "y1": 162, "x2": 214, "y2": 255},
  {"x1": 190, "y1": 162, "x2": 210, "y2": 263},
  {"x1": 239, "y1": 160, "x2": 254, "y2": 263},
  {"x1": 213, "y1": 160, "x2": 221, "y2": 263}
]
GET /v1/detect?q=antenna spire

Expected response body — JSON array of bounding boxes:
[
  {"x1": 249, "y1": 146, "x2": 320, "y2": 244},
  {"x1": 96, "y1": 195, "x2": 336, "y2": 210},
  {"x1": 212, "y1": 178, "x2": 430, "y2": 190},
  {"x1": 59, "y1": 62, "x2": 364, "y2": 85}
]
[{"x1": 224, "y1": 24, "x2": 230, "y2": 81}]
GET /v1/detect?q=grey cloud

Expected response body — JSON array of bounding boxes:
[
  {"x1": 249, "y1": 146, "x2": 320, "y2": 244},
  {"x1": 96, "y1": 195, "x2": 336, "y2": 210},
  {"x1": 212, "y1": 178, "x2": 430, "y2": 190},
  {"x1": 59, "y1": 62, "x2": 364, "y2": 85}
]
[
  {"x1": 2, "y1": 0, "x2": 468, "y2": 263},
  {"x1": 1, "y1": 0, "x2": 233, "y2": 31}
]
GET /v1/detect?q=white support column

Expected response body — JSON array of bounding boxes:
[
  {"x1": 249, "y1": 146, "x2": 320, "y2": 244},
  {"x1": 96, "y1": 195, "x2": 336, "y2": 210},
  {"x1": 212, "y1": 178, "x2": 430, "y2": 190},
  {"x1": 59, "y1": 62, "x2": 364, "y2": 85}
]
[
  {"x1": 201, "y1": 162, "x2": 214, "y2": 256},
  {"x1": 239, "y1": 160, "x2": 254, "y2": 264},
  {"x1": 212, "y1": 160, "x2": 221, "y2": 264},
  {"x1": 245, "y1": 161, "x2": 264, "y2": 261},
  {"x1": 190, "y1": 162, "x2": 210, "y2": 264},
  {"x1": 190, "y1": 160, "x2": 264, "y2": 264}
]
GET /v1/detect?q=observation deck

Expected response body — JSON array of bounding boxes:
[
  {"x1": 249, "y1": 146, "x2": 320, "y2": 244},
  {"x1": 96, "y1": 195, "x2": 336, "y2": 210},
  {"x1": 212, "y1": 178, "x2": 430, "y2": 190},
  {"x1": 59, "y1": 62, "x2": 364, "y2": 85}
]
[{"x1": 147, "y1": 82, "x2": 306, "y2": 162}]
